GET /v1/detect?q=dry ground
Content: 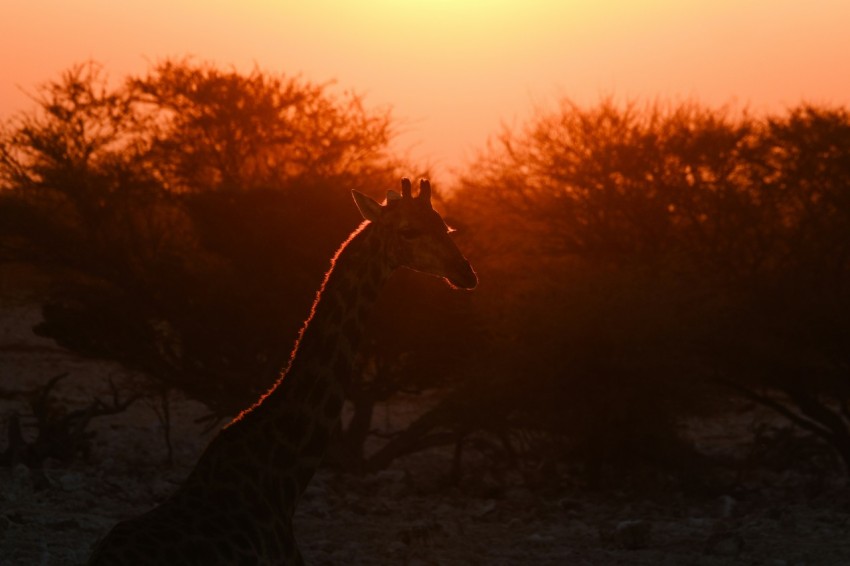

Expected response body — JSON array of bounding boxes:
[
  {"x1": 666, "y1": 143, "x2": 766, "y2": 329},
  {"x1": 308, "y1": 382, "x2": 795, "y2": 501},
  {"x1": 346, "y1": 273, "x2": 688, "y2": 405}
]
[{"x1": 2, "y1": 263, "x2": 850, "y2": 565}]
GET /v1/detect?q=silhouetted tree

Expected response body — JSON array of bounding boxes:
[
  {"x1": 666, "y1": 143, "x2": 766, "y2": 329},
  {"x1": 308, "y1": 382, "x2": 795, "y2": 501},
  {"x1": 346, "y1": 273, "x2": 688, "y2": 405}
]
[
  {"x1": 0, "y1": 60, "x2": 405, "y2": 417},
  {"x1": 130, "y1": 58, "x2": 397, "y2": 194},
  {"x1": 705, "y1": 105, "x2": 850, "y2": 471},
  {"x1": 383, "y1": 99, "x2": 850, "y2": 483},
  {"x1": 1, "y1": 61, "x2": 474, "y2": 476}
]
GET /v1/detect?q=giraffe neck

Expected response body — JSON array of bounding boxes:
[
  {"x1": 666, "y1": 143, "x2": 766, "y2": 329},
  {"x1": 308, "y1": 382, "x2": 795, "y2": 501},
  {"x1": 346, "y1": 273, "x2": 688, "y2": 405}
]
[
  {"x1": 194, "y1": 220, "x2": 393, "y2": 514},
  {"x1": 266, "y1": 219, "x2": 392, "y2": 412}
]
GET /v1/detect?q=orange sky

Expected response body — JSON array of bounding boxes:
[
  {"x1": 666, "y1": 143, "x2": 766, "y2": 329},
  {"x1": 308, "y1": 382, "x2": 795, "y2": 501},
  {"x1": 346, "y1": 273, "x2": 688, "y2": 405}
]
[{"x1": 2, "y1": 1, "x2": 849, "y2": 180}]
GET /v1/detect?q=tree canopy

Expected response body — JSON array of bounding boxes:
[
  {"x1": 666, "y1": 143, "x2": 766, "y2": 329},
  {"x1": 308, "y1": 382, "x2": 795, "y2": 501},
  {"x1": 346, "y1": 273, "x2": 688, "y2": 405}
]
[
  {"x1": 446, "y1": 98, "x2": 850, "y2": 478},
  {"x1": 4, "y1": 61, "x2": 850, "y2": 481}
]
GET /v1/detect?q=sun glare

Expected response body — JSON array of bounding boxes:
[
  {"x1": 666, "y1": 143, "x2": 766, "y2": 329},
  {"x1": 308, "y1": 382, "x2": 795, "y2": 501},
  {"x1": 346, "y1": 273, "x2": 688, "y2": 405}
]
[
  {"x1": 319, "y1": 1, "x2": 567, "y2": 41},
  {"x1": 354, "y1": 0, "x2": 518, "y2": 17}
]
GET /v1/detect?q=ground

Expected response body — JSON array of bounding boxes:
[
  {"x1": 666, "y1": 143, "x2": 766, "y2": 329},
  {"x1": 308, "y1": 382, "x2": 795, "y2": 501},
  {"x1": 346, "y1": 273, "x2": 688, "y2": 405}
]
[{"x1": 2, "y1": 263, "x2": 850, "y2": 565}]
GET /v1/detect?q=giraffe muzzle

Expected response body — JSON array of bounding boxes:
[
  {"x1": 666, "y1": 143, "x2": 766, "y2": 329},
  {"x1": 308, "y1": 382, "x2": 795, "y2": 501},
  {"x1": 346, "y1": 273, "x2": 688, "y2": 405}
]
[{"x1": 448, "y1": 259, "x2": 478, "y2": 290}]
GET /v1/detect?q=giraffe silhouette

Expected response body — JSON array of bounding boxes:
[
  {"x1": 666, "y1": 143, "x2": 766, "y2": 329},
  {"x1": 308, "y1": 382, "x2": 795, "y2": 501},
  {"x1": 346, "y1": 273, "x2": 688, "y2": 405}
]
[{"x1": 87, "y1": 178, "x2": 477, "y2": 565}]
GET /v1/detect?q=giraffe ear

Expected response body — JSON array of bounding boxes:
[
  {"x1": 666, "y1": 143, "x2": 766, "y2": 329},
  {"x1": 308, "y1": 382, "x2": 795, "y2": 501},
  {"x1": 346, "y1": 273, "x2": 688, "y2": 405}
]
[{"x1": 352, "y1": 190, "x2": 383, "y2": 222}]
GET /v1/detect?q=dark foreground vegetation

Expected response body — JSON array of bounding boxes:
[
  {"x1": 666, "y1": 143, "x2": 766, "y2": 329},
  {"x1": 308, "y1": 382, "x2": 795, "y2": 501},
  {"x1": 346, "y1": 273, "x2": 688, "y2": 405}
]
[{"x1": 2, "y1": 60, "x2": 850, "y2": 498}]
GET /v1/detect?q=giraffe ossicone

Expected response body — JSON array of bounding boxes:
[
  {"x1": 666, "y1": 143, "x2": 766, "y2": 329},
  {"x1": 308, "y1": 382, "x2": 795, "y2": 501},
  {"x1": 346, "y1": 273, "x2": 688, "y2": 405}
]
[{"x1": 87, "y1": 177, "x2": 476, "y2": 565}]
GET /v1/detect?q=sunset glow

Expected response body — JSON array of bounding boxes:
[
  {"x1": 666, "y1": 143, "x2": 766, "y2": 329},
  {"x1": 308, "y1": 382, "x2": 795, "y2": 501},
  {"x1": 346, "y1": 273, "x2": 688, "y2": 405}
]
[
  {"x1": 4, "y1": 3, "x2": 850, "y2": 563},
  {"x1": 3, "y1": 0, "x2": 850, "y2": 178}
]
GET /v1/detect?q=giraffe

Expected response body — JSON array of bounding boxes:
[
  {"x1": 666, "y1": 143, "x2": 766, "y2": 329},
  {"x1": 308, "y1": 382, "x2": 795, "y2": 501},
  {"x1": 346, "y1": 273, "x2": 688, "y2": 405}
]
[{"x1": 87, "y1": 178, "x2": 477, "y2": 565}]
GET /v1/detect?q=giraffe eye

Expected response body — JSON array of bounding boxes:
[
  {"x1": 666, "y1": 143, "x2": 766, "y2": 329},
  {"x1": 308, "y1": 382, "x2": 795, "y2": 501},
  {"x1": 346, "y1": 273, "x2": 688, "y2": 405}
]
[{"x1": 400, "y1": 227, "x2": 423, "y2": 240}]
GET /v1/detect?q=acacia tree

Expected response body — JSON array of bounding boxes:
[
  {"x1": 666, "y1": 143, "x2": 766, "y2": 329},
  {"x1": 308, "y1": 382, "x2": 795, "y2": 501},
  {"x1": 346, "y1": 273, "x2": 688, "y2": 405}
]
[
  {"x1": 0, "y1": 62, "x2": 139, "y2": 194},
  {"x1": 365, "y1": 101, "x2": 750, "y2": 481},
  {"x1": 130, "y1": 58, "x2": 397, "y2": 194},
  {"x1": 0, "y1": 62, "x2": 161, "y2": 263},
  {"x1": 708, "y1": 105, "x2": 850, "y2": 471},
  {"x1": 370, "y1": 99, "x2": 850, "y2": 482},
  {"x1": 3, "y1": 60, "x2": 483, "y2": 472},
  {"x1": 0, "y1": 60, "x2": 407, "y2": 417}
]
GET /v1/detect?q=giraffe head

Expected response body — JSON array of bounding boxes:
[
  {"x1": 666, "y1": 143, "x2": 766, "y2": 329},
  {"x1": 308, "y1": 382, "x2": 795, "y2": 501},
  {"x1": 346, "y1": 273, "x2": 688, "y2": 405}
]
[{"x1": 352, "y1": 178, "x2": 478, "y2": 290}]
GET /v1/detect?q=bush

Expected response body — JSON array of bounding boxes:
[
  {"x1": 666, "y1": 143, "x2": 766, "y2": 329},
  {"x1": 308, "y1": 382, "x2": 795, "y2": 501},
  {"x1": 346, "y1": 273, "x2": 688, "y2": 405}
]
[
  {"x1": 437, "y1": 99, "x2": 850, "y2": 480},
  {"x1": 0, "y1": 60, "x2": 404, "y2": 415}
]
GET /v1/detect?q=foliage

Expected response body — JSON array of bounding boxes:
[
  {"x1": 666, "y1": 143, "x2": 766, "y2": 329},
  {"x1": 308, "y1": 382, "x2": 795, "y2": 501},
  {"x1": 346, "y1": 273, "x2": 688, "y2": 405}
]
[
  {"x1": 4, "y1": 60, "x2": 850, "y2": 484},
  {"x1": 129, "y1": 59, "x2": 397, "y2": 193},
  {"x1": 0, "y1": 60, "x2": 405, "y2": 415},
  {"x1": 410, "y1": 99, "x2": 850, "y2": 481}
]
